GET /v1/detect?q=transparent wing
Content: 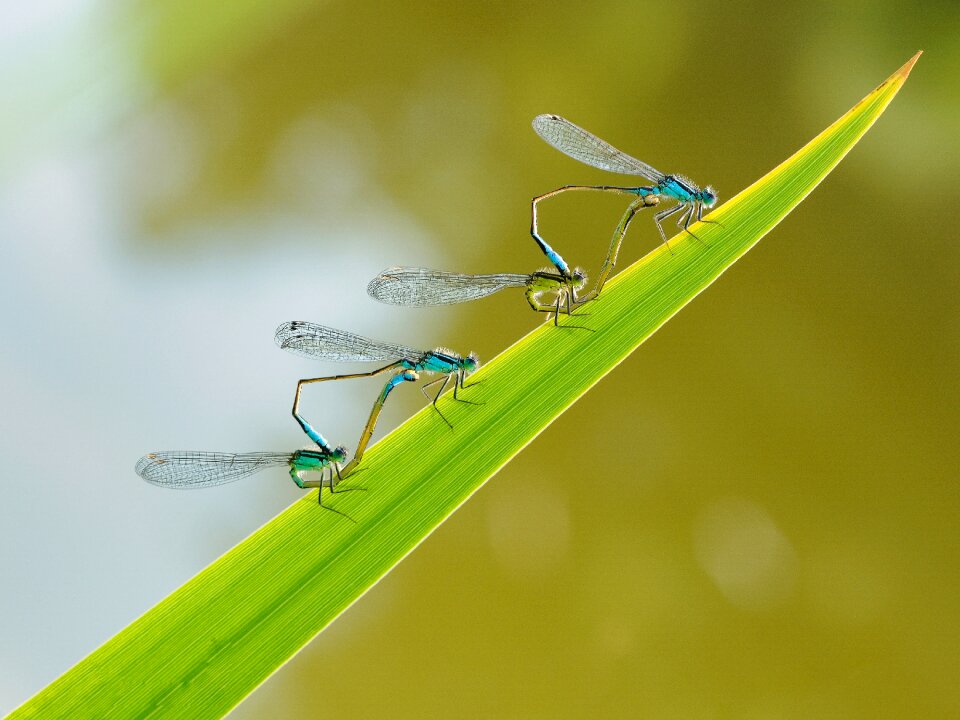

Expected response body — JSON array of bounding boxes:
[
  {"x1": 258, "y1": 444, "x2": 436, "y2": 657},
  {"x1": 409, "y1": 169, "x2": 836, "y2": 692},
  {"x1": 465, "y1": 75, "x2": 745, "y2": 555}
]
[
  {"x1": 135, "y1": 451, "x2": 292, "y2": 489},
  {"x1": 532, "y1": 114, "x2": 666, "y2": 182},
  {"x1": 274, "y1": 321, "x2": 422, "y2": 362},
  {"x1": 367, "y1": 267, "x2": 530, "y2": 306}
]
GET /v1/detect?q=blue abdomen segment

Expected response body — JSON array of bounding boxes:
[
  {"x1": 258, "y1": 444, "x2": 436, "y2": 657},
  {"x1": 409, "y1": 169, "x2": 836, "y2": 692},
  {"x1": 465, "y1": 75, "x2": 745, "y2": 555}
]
[
  {"x1": 299, "y1": 417, "x2": 332, "y2": 452},
  {"x1": 381, "y1": 371, "x2": 412, "y2": 401},
  {"x1": 530, "y1": 232, "x2": 571, "y2": 275},
  {"x1": 544, "y1": 247, "x2": 570, "y2": 276}
]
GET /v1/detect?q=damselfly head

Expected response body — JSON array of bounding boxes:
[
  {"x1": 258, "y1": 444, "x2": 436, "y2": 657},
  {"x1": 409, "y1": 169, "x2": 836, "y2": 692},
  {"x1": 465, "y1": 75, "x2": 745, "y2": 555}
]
[
  {"x1": 331, "y1": 445, "x2": 348, "y2": 464},
  {"x1": 700, "y1": 186, "x2": 717, "y2": 208},
  {"x1": 571, "y1": 268, "x2": 587, "y2": 289},
  {"x1": 463, "y1": 352, "x2": 480, "y2": 374}
]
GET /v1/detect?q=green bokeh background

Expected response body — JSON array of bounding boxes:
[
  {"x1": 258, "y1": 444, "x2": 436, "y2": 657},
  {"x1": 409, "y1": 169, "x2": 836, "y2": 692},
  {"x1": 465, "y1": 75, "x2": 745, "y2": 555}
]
[{"x1": 4, "y1": 2, "x2": 958, "y2": 717}]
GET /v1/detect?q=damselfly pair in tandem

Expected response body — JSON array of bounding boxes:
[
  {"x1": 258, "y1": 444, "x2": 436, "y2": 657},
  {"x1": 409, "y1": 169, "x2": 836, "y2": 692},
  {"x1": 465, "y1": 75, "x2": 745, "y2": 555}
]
[
  {"x1": 136, "y1": 324, "x2": 479, "y2": 519},
  {"x1": 368, "y1": 114, "x2": 719, "y2": 324}
]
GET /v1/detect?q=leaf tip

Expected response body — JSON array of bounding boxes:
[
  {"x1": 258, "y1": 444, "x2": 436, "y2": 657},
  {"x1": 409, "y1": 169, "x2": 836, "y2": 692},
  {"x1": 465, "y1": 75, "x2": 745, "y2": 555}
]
[{"x1": 894, "y1": 50, "x2": 923, "y2": 81}]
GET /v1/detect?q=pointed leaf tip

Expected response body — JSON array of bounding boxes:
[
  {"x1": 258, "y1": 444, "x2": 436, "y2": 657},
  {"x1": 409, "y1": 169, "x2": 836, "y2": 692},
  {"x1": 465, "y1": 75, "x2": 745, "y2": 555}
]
[{"x1": 896, "y1": 50, "x2": 922, "y2": 80}]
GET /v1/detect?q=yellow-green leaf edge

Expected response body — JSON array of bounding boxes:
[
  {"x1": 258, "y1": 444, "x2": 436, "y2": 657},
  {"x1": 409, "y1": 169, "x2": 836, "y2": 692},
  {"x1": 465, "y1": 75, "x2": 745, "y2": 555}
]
[{"x1": 10, "y1": 53, "x2": 920, "y2": 720}]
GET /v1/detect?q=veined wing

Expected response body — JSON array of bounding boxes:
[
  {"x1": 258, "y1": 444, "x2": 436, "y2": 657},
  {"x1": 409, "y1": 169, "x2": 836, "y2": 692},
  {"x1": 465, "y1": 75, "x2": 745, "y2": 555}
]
[
  {"x1": 532, "y1": 114, "x2": 666, "y2": 182},
  {"x1": 275, "y1": 321, "x2": 421, "y2": 362},
  {"x1": 367, "y1": 267, "x2": 529, "y2": 306},
  {"x1": 135, "y1": 451, "x2": 292, "y2": 488}
]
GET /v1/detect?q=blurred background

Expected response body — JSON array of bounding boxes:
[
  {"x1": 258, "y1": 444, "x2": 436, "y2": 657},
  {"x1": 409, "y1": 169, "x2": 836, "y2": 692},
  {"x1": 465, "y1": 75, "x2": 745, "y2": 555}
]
[{"x1": 1, "y1": 1, "x2": 958, "y2": 717}]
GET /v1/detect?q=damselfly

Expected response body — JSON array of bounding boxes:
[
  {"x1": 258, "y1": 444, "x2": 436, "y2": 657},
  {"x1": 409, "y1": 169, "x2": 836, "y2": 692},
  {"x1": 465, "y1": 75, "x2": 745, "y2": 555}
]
[
  {"x1": 531, "y1": 113, "x2": 718, "y2": 298},
  {"x1": 134, "y1": 371, "x2": 416, "y2": 517},
  {"x1": 366, "y1": 266, "x2": 588, "y2": 326},
  {"x1": 275, "y1": 321, "x2": 479, "y2": 429},
  {"x1": 135, "y1": 447, "x2": 354, "y2": 514}
]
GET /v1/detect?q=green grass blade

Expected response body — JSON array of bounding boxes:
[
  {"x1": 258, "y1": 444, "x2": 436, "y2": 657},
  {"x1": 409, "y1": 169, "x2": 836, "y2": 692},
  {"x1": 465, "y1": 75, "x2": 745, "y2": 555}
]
[{"x1": 10, "y1": 52, "x2": 919, "y2": 720}]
